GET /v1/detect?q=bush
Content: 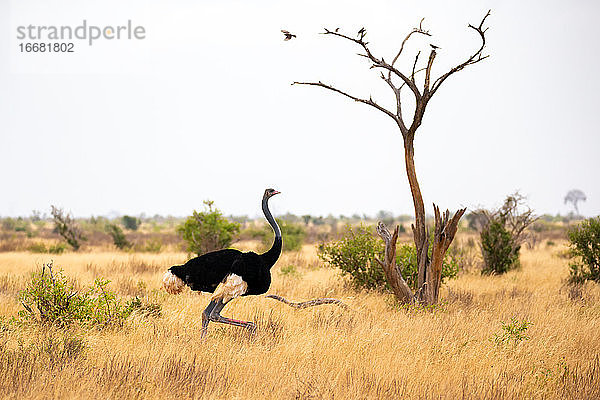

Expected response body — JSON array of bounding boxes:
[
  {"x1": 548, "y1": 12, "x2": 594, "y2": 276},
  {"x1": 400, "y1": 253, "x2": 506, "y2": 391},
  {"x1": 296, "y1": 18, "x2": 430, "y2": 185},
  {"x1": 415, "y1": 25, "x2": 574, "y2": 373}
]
[
  {"x1": 318, "y1": 225, "x2": 458, "y2": 291},
  {"x1": 480, "y1": 221, "x2": 520, "y2": 275},
  {"x1": 492, "y1": 317, "x2": 532, "y2": 346},
  {"x1": 318, "y1": 225, "x2": 385, "y2": 289},
  {"x1": 475, "y1": 193, "x2": 535, "y2": 275},
  {"x1": 49, "y1": 243, "x2": 67, "y2": 254},
  {"x1": 18, "y1": 261, "x2": 137, "y2": 328},
  {"x1": 121, "y1": 215, "x2": 141, "y2": 231},
  {"x1": 177, "y1": 200, "x2": 240, "y2": 255},
  {"x1": 27, "y1": 242, "x2": 66, "y2": 254},
  {"x1": 257, "y1": 220, "x2": 306, "y2": 252},
  {"x1": 28, "y1": 242, "x2": 49, "y2": 253},
  {"x1": 142, "y1": 238, "x2": 163, "y2": 253},
  {"x1": 105, "y1": 223, "x2": 132, "y2": 250},
  {"x1": 1, "y1": 218, "x2": 16, "y2": 231},
  {"x1": 279, "y1": 264, "x2": 300, "y2": 277},
  {"x1": 396, "y1": 243, "x2": 459, "y2": 290},
  {"x1": 280, "y1": 221, "x2": 306, "y2": 251},
  {"x1": 51, "y1": 206, "x2": 86, "y2": 251},
  {"x1": 567, "y1": 217, "x2": 600, "y2": 284}
]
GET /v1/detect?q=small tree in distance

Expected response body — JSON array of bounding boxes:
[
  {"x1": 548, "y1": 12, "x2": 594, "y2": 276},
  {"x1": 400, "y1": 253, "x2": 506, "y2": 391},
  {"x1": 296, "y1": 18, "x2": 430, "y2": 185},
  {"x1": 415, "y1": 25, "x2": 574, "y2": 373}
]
[
  {"x1": 105, "y1": 223, "x2": 132, "y2": 250},
  {"x1": 475, "y1": 192, "x2": 537, "y2": 275},
  {"x1": 121, "y1": 215, "x2": 141, "y2": 231},
  {"x1": 177, "y1": 200, "x2": 240, "y2": 255},
  {"x1": 50, "y1": 205, "x2": 86, "y2": 251},
  {"x1": 295, "y1": 12, "x2": 491, "y2": 304},
  {"x1": 564, "y1": 190, "x2": 586, "y2": 216}
]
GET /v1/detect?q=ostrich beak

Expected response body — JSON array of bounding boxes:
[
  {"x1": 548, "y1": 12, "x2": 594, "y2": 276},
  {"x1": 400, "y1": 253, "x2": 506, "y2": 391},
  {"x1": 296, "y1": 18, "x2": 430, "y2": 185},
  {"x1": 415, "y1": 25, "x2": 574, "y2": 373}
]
[{"x1": 273, "y1": 190, "x2": 281, "y2": 195}]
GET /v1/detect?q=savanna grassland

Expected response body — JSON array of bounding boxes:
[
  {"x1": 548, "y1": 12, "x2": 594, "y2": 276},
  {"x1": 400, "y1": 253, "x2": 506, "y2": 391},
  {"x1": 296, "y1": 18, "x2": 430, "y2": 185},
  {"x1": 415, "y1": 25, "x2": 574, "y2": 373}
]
[{"x1": 0, "y1": 233, "x2": 599, "y2": 399}]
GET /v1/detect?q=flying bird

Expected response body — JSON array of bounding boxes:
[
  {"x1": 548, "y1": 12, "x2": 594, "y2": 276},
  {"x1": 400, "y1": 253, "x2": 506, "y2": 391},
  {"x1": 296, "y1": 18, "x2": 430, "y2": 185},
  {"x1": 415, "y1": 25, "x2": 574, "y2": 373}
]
[
  {"x1": 430, "y1": 44, "x2": 441, "y2": 50},
  {"x1": 162, "y1": 189, "x2": 282, "y2": 338},
  {"x1": 281, "y1": 30, "x2": 296, "y2": 41}
]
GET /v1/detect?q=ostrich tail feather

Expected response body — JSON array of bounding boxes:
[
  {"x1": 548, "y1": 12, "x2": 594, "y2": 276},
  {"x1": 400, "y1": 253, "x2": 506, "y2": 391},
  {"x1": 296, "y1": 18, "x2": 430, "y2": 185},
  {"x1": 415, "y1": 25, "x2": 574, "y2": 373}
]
[{"x1": 162, "y1": 270, "x2": 186, "y2": 294}]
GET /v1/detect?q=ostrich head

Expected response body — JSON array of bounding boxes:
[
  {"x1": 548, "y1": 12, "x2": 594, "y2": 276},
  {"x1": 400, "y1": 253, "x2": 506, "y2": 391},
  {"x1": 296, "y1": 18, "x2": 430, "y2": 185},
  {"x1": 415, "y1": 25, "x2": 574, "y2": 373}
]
[{"x1": 263, "y1": 188, "x2": 280, "y2": 200}]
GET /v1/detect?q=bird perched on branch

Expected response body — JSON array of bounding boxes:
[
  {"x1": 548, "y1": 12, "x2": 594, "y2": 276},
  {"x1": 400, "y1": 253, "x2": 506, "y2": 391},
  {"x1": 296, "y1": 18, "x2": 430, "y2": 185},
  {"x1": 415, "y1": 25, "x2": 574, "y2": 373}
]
[
  {"x1": 281, "y1": 30, "x2": 296, "y2": 41},
  {"x1": 163, "y1": 189, "x2": 282, "y2": 338},
  {"x1": 430, "y1": 44, "x2": 441, "y2": 50}
]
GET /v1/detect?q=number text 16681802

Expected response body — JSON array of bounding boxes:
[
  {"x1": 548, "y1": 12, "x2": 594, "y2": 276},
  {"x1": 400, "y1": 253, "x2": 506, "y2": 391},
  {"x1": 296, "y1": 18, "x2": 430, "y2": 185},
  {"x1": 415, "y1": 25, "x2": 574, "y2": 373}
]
[{"x1": 19, "y1": 43, "x2": 75, "y2": 53}]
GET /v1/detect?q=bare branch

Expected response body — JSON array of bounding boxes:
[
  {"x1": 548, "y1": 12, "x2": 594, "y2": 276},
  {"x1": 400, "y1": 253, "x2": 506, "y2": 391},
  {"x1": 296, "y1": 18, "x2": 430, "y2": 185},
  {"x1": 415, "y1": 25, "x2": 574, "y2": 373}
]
[
  {"x1": 293, "y1": 80, "x2": 399, "y2": 123},
  {"x1": 424, "y1": 50, "x2": 437, "y2": 93},
  {"x1": 430, "y1": 10, "x2": 491, "y2": 96},
  {"x1": 320, "y1": 28, "x2": 422, "y2": 101},
  {"x1": 390, "y1": 20, "x2": 431, "y2": 69},
  {"x1": 410, "y1": 51, "x2": 421, "y2": 84},
  {"x1": 379, "y1": 73, "x2": 408, "y2": 135}
]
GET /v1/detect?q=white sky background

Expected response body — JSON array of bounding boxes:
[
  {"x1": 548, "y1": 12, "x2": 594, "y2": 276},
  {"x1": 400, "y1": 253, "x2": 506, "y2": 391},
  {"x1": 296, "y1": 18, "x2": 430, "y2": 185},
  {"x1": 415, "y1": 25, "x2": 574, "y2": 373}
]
[{"x1": 0, "y1": 0, "x2": 598, "y2": 219}]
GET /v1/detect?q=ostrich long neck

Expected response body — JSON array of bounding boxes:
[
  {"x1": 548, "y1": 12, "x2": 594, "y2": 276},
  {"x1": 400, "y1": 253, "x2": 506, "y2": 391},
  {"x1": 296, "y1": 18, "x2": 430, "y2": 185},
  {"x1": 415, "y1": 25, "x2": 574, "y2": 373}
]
[{"x1": 261, "y1": 197, "x2": 282, "y2": 268}]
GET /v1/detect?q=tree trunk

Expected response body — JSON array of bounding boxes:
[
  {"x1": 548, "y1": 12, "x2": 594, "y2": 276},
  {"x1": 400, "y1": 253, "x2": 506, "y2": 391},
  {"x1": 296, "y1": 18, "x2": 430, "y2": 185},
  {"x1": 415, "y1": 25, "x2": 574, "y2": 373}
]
[
  {"x1": 427, "y1": 205, "x2": 466, "y2": 303},
  {"x1": 375, "y1": 223, "x2": 414, "y2": 304},
  {"x1": 403, "y1": 136, "x2": 466, "y2": 305},
  {"x1": 404, "y1": 138, "x2": 429, "y2": 299}
]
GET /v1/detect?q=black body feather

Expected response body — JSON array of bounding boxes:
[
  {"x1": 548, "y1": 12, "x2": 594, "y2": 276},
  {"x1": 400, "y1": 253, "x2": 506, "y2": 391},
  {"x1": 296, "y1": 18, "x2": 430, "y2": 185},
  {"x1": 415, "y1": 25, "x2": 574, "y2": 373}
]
[{"x1": 168, "y1": 190, "x2": 282, "y2": 296}]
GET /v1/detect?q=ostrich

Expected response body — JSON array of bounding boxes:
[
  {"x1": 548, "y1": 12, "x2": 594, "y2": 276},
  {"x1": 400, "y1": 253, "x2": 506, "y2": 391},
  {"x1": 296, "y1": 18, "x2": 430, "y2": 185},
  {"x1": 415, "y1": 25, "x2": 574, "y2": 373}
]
[{"x1": 162, "y1": 188, "x2": 282, "y2": 338}]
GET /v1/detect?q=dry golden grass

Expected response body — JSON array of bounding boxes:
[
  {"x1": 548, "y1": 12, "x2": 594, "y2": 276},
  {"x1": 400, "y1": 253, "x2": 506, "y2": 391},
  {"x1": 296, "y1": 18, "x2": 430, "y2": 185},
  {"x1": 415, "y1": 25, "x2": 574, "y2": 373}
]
[{"x1": 1, "y1": 240, "x2": 599, "y2": 399}]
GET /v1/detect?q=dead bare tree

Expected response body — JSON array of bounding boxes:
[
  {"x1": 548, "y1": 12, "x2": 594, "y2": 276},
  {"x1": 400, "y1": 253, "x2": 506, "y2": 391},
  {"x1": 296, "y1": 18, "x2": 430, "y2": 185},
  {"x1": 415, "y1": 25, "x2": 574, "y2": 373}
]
[{"x1": 294, "y1": 11, "x2": 491, "y2": 304}]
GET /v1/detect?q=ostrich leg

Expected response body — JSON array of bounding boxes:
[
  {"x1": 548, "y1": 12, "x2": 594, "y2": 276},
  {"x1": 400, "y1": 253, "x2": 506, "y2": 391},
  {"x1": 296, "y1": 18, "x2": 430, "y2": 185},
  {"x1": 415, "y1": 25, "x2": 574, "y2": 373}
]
[
  {"x1": 201, "y1": 300, "x2": 218, "y2": 338},
  {"x1": 200, "y1": 274, "x2": 256, "y2": 339},
  {"x1": 201, "y1": 299, "x2": 256, "y2": 339}
]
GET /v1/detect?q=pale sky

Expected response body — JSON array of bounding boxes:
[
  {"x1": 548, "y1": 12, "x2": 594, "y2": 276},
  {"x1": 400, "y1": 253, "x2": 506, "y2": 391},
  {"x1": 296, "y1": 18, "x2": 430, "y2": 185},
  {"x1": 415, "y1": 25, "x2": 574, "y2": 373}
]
[{"x1": 1, "y1": 0, "x2": 599, "y2": 219}]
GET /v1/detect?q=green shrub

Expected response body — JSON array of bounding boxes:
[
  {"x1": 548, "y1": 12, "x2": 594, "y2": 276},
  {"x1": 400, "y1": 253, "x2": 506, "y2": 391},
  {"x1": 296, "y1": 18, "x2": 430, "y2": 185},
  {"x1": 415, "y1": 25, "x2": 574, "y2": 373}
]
[
  {"x1": 396, "y1": 243, "x2": 459, "y2": 290},
  {"x1": 481, "y1": 220, "x2": 520, "y2": 275},
  {"x1": 142, "y1": 238, "x2": 163, "y2": 253},
  {"x1": 280, "y1": 221, "x2": 306, "y2": 251},
  {"x1": 318, "y1": 225, "x2": 385, "y2": 290},
  {"x1": 49, "y1": 243, "x2": 67, "y2": 254},
  {"x1": 241, "y1": 225, "x2": 269, "y2": 242},
  {"x1": 567, "y1": 217, "x2": 600, "y2": 284},
  {"x1": 28, "y1": 242, "x2": 48, "y2": 253},
  {"x1": 177, "y1": 200, "x2": 240, "y2": 255},
  {"x1": 105, "y1": 223, "x2": 132, "y2": 250},
  {"x1": 279, "y1": 264, "x2": 300, "y2": 277},
  {"x1": 27, "y1": 242, "x2": 66, "y2": 254},
  {"x1": 318, "y1": 225, "x2": 458, "y2": 291},
  {"x1": 18, "y1": 261, "x2": 138, "y2": 328},
  {"x1": 121, "y1": 215, "x2": 141, "y2": 231},
  {"x1": 257, "y1": 220, "x2": 305, "y2": 252},
  {"x1": 492, "y1": 317, "x2": 532, "y2": 346},
  {"x1": 476, "y1": 193, "x2": 535, "y2": 275}
]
